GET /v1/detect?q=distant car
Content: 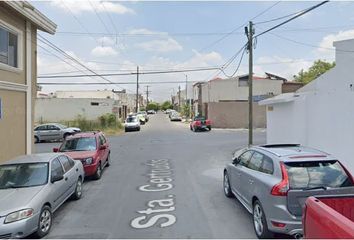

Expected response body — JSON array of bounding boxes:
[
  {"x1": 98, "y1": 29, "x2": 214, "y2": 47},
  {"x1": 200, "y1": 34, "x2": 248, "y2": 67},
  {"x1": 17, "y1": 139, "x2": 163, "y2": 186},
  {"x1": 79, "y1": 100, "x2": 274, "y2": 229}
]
[
  {"x1": 136, "y1": 113, "x2": 146, "y2": 125},
  {"x1": 147, "y1": 110, "x2": 156, "y2": 114},
  {"x1": 165, "y1": 109, "x2": 172, "y2": 114},
  {"x1": 34, "y1": 123, "x2": 80, "y2": 143},
  {"x1": 168, "y1": 110, "x2": 177, "y2": 119},
  {"x1": 0, "y1": 153, "x2": 84, "y2": 238},
  {"x1": 170, "y1": 112, "x2": 182, "y2": 121},
  {"x1": 54, "y1": 131, "x2": 110, "y2": 180},
  {"x1": 190, "y1": 116, "x2": 211, "y2": 131},
  {"x1": 223, "y1": 144, "x2": 354, "y2": 239},
  {"x1": 124, "y1": 116, "x2": 140, "y2": 132},
  {"x1": 137, "y1": 111, "x2": 149, "y2": 122}
]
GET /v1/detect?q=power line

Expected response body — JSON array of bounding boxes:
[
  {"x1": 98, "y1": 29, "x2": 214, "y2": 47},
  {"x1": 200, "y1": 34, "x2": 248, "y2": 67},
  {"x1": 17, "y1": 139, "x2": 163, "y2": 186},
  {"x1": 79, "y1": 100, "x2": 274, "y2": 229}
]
[
  {"x1": 254, "y1": 1, "x2": 329, "y2": 39},
  {"x1": 254, "y1": 7, "x2": 310, "y2": 25},
  {"x1": 38, "y1": 66, "x2": 220, "y2": 79},
  {"x1": 221, "y1": 46, "x2": 247, "y2": 78},
  {"x1": 38, "y1": 81, "x2": 201, "y2": 85},
  {"x1": 88, "y1": 0, "x2": 112, "y2": 36}
]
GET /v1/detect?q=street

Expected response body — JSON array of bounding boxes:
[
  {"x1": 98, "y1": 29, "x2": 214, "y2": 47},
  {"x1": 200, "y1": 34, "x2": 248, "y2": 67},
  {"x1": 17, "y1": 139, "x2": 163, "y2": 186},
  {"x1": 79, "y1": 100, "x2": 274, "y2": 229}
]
[{"x1": 35, "y1": 113, "x2": 266, "y2": 238}]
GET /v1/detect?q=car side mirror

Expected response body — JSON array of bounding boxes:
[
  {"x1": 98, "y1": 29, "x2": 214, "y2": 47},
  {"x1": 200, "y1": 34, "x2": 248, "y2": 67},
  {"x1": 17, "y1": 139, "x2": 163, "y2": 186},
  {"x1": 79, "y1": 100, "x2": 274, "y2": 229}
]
[
  {"x1": 99, "y1": 145, "x2": 107, "y2": 150},
  {"x1": 232, "y1": 157, "x2": 240, "y2": 165},
  {"x1": 53, "y1": 147, "x2": 59, "y2": 152},
  {"x1": 51, "y1": 174, "x2": 64, "y2": 183}
]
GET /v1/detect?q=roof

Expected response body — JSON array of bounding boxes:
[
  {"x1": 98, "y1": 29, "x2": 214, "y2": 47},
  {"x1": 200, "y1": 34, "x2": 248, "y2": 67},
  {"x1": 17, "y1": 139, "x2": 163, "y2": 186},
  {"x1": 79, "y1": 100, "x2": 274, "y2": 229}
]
[
  {"x1": 258, "y1": 92, "x2": 299, "y2": 105},
  {"x1": 253, "y1": 145, "x2": 333, "y2": 160},
  {"x1": 3, "y1": 1, "x2": 56, "y2": 34},
  {"x1": 3, "y1": 153, "x2": 62, "y2": 164}
]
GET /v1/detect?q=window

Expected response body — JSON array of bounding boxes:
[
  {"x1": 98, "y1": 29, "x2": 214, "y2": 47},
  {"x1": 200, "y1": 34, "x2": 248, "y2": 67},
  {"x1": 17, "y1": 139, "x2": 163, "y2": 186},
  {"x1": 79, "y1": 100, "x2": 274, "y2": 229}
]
[
  {"x1": 248, "y1": 152, "x2": 263, "y2": 171},
  {"x1": 60, "y1": 137, "x2": 97, "y2": 151},
  {"x1": 261, "y1": 155, "x2": 274, "y2": 174},
  {"x1": 99, "y1": 135, "x2": 106, "y2": 146},
  {"x1": 35, "y1": 125, "x2": 48, "y2": 131},
  {"x1": 239, "y1": 151, "x2": 253, "y2": 166},
  {"x1": 48, "y1": 125, "x2": 60, "y2": 131},
  {"x1": 51, "y1": 159, "x2": 64, "y2": 178},
  {"x1": 59, "y1": 155, "x2": 73, "y2": 172},
  {"x1": 0, "y1": 25, "x2": 18, "y2": 68}
]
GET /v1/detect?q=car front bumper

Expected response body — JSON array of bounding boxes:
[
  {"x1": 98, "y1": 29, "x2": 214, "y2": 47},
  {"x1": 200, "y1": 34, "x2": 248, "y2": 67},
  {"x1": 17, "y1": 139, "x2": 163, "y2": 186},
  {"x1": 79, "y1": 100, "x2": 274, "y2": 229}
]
[
  {"x1": 0, "y1": 212, "x2": 40, "y2": 239},
  {"x1": 83, "y1": 162, "x2": 99, "y2": 176}
]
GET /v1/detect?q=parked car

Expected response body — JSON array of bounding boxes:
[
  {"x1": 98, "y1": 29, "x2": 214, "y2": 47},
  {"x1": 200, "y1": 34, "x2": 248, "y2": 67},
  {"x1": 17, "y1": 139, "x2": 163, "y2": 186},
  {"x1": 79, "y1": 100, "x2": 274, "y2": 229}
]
[
  {"x1": 147, "y1": 110, "x2": 156, "y2": 114},
  {"x1": 53, "y1": 131, "x2": 110, "y2": 180},
  {"x1": 170, "y1": 112, "x2": 182, "y2": 121},
  {"x1": 223, "y1": 144, "x2": 354, "y2": 239},
  {"x1": 0, "y1": 153, "x2": 84, "y2": 238},
  {"x1": 34, "y1": 123, "x2": 80, "y2": 143},
  {"x1": 190, "y1": 116, "x2": 211, "y2": 131},
  {"x1": 125, "y1": 116, "x2": 141, "y2": 132},
  {"x1": 302, "y1": 195, "x2": 354, "y2": 239}
]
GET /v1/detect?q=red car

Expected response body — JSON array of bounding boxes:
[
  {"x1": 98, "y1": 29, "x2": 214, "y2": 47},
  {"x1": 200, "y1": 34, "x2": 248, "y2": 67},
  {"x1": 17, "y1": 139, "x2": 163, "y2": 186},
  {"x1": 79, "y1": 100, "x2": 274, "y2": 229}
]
[
  {"x1": 190, "y1": 116, "x2": 212, "y2": 132},
  {"x1": 53, "y1": 131, "x2": 110, "y2": 180}
]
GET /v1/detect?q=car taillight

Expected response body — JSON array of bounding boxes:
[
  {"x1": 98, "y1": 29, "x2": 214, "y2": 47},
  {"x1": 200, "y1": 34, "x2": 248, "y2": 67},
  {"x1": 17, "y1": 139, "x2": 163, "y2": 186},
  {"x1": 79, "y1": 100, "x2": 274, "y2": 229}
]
[
  {"x1": 195, "y1": 121, "x2": 201, "y2": 125},
  {"x1": 271, "y1": 162, "x2": 289, "y2": 196},
  {"x1": 271, "y1": 221, "x2": 286, "y2": 228}
]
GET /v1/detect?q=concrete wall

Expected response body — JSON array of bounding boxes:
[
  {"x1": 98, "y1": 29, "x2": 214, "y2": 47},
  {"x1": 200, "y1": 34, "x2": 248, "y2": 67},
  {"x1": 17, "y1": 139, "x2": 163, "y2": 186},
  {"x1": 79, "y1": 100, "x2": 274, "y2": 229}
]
[
  {"x1": 208, "y1": 102, "x2": 266, "y2": 129},
  {"x1": 35, "y1": 98, "x2": 118, "y2": 122},
  {"x1": 265, "y1": 39, "x2": 354, "y2": 172}
]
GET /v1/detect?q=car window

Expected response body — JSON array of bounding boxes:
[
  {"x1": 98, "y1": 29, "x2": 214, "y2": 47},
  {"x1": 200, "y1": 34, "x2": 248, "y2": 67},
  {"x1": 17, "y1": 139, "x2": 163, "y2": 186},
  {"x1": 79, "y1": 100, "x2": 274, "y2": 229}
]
[
  {"x1": 99, "y1": 135, "x2": 104, "y2": 146},
  {"x1": 60, "y1": 137, "x2": 97, "y2": 151},
  {"x1": 248, "y1": 151, "x2": 263, "y2": 171},
  {"x1": 285, "y1": 160, "x2": 353, "y2": 189},
  {"x1": 48, "y1": 125, "x2": 60, "y2": 131},
  {"x1": 51, "y1": 158, "x2": 64, "y2": 178},
  {"x1": 261, "y1": 155, "x2": 274, "y2": 174},
  {"x1": 58, "y1": 155, "x2": 73, "y2": 172},
  {"x1": 239, "y1": 151, "x2": 253, "y2": 166},
  {"x1": 36, "y1": 125, "x2": 47, "y2": 131},
  {"x1": 100, "y1": 135, "x2": 106, "y2": 144}
]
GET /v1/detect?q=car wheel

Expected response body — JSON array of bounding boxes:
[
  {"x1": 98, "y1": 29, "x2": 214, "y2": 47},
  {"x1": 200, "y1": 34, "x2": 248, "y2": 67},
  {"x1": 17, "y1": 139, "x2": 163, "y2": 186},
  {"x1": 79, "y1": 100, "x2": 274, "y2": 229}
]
[
  {"x1": 137, "y1": 127, "x2": 141, "y2": 131},
  {"x1": 106, "y1": 153, "x2": 110, "y2": 167},
  {"x1": 208, "y1": 127, "x2": 212, "y2": 131},
  {"x1": 34, "y1": 205, "x2": 52, "y2": 238},
  {"x1": 34, "y1": 136, "x2": 39, "y2": 144},
  {"x1": 63, "y1": 132, "x2": 70, "y2": 140},
  {"x1": 125, "y1": 128, "x2": 128, "y2": 132},
  {"x1": 223, "y1": 172, "x2": 234, "y2": 198},
  {"x1": 71, "y1": 177, "x2": 83, "y2": 200},
  {"x1": 93, "y1": 162, "x2": 102, "y2": 180},
  {"x1": 253, "y1": 200, "x2": 273, "y2": 239}
]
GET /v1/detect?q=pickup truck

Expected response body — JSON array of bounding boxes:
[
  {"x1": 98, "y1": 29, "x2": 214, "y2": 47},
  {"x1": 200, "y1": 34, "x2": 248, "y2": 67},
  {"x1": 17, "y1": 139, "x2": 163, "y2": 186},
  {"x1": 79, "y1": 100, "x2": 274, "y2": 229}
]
[
  {"x1": 190, "y1": 116, "x2": 211, "y2": 132},
  {"x1": 303, "y1": 195, "x2": 354, "y2": 239}
]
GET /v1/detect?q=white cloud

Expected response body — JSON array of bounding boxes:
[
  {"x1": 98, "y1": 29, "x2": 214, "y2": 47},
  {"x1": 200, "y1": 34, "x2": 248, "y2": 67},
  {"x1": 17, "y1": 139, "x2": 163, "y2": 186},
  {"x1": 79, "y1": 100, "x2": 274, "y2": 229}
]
[
  {"x1": 136, "y1": 38, "x2": 183, "y2": 53},
  {"x1": 91, "y1": 46, "x2": 118, "y2": 57},
  {"x1": 97, "y1": 36, "x2": 115, "y2": 46},
  {"x1": 51, "y1": 0, "x2": 135, "y2": 15},
  {"x1": 127, "y1": 28, "x2": 168, "y2": 36},
  {"x1": 319, "y1": 29, "x2": 354, "y2": 50},
  {"x1": 253, "y1": 56, "x2": 313, "y2": 80}
]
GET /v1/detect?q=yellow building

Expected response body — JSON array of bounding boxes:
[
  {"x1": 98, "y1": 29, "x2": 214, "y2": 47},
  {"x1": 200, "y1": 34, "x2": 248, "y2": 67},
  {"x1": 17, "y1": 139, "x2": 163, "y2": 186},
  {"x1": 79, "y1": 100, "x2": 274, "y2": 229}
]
[{"x1": 0, "y1": 1, "x2": 56, "y2": 163}]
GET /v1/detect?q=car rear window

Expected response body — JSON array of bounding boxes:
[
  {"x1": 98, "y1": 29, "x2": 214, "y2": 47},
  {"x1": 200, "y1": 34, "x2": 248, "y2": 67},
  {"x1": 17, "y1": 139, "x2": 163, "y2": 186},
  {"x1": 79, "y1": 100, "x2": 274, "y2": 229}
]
[{"x1": 285, "y1": 160, "x2": 353, "y2": 189}]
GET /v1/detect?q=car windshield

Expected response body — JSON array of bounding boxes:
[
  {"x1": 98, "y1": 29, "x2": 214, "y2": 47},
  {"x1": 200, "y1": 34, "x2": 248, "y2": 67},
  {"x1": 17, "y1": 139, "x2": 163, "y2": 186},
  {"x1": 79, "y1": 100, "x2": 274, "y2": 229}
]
[
  {"x1": 60, "y1": 137, "x2": 97, "y2": 151},
  {"x1": 195, "y1": 117, "x2": 206, "y2": 121},
  {"x1": 285, "y1": 160, "x2": 353, "y2": 189},
  {"x1": 0, "y1": 163, "x2": 48, "y2": 189},
  {"x1": 126, "y1": 117, "x2": 137, "y2": 123}
]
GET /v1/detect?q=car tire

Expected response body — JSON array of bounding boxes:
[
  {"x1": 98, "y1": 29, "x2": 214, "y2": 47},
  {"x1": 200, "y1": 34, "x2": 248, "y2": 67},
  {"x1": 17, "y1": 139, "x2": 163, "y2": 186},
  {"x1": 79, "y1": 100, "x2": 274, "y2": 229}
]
[
  {"x1": 34, "y1": 136, "x2": 39, "y2": 144},
  {"x1": 71, "y1": 177, "x2": 83, "y2": 200},
  {"x1": 93, "y1": 162, "x2": 102, "y2": 180},
  {"x1": 223, "y1": 172, "x2": 234, "y2": 198},
  {"x1": 125, "y1": 128, "x2": 128, "y2": 132},
  {"x1": 63, "y1": 132, "x2": 70, "y2": 140},
  {"x1": 34, "y1": 205, "x2": 52, "y2": 238},
  {"x1": 208, "y1": 127, "x2": 212, "y2": 131},
  {"x1": 137, "y1": 127, "x2": 141, "y2": 131},
  {"x1": 106, "y1": 153, "x2": 110, "y2": 167},
  {"x1": 253, "y1": 200, "x2": 273, "y2": 239}
]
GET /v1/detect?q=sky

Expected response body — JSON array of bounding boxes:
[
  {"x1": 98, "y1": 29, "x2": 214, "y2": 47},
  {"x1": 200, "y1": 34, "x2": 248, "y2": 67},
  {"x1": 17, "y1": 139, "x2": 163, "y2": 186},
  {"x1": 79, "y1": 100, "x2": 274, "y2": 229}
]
[{"x1": 32, "y1": 0, "x2": 354, "y2": 102}]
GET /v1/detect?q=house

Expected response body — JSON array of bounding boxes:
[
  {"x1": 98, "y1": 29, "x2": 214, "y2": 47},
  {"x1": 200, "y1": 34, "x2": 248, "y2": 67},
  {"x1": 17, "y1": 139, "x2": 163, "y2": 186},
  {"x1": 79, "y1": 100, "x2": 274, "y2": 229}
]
[
  {"x1": 0, "y1": 1, "x2": 56, "y2": 163},
  {"x1": 192, "y1": 73, "x2": 284, "y2": 128},
  {"x1": 259, "y1": 39, "x2": 354, "y2": 172}
]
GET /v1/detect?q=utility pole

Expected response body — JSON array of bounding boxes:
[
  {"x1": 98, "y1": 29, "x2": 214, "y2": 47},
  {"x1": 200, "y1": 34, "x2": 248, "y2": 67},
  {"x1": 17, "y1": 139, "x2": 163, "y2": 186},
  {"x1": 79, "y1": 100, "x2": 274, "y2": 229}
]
[
  {"x1": 246, "y1": 21, "x2": 254, "y2": 146},
  {"x1": 185, "y1": 74, "x2": 189, "y2": 118},
  {"x1": 178, "y1": 85, "x2": 181, "y2": 112},
  {"x1": 136, "y1": 66, "x2": 139, "y2": 112},
  {"x1": 145, "y1": 85, "x2": 150, "y2": 104}
]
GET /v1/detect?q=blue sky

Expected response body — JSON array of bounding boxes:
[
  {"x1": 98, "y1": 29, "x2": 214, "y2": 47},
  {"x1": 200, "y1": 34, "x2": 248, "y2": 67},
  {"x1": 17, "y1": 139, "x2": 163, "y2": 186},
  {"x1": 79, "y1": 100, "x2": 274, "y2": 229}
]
[{"x1": 32, "y1": 1, "x2": 354, "y2": 102}]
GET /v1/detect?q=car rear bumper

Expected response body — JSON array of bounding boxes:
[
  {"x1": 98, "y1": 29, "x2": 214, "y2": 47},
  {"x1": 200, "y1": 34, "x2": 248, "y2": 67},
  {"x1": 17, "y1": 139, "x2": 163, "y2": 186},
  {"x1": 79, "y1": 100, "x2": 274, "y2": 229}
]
[{"x1": 0, "y1": 212, "x2": 40, "y2": 238}]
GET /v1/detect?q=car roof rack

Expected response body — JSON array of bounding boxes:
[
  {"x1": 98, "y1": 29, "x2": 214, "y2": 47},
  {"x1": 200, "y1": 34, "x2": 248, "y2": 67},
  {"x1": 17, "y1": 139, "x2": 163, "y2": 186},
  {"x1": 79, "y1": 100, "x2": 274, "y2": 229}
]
[{"x1": 260, "y1": 144, "x2": 300, "y2": 148}]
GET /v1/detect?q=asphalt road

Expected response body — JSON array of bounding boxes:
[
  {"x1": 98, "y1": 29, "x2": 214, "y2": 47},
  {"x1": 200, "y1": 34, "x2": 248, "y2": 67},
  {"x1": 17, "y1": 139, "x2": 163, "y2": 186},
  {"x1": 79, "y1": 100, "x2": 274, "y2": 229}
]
[{"x1": 35, "y1": 113, "x2": 266, "y2": 239}]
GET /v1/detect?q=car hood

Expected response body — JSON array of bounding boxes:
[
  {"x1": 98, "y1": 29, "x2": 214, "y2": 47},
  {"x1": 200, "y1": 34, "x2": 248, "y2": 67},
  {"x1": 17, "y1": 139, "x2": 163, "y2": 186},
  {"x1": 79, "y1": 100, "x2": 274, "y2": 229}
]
[
  {"x1": 64, "y1": 151, "x2": 96, "y2": 159},
  {"x1": 0, "y1": 186, "x2": 44, "y2": 216},
  {"x1": 65, "y1": 127, "x2": 81, "y2": 132}
]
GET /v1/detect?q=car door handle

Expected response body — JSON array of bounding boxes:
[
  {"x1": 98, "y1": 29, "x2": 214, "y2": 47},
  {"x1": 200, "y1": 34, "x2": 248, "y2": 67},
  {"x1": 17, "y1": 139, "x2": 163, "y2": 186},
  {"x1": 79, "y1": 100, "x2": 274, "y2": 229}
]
[
  {"x1": 65, "y1": 177, "x2": 68, "y2": 181},
  {"x1": 76, "y1": 168, "x2": 78, "y2": 172}
]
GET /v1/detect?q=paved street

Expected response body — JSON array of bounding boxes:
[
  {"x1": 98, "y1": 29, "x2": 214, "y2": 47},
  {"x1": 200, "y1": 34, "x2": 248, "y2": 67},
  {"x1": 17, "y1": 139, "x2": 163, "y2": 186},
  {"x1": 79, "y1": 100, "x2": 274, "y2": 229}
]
[{"x1": 35, "y1": 113, "x2": 266, "y2": 239}]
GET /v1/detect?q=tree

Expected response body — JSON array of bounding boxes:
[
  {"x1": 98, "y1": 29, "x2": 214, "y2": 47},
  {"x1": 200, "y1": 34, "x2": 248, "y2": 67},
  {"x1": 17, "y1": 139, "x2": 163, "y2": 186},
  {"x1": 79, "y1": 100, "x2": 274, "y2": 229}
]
[
  {"x1": 161, "y1": 101, "x2": 173, "y2": 111},
  {"x1": 293, "y1": 60, "x2": 335, "y2": 84},
  {"x1": 146, "y1": 102, "x2": 159, "y2": 111}
]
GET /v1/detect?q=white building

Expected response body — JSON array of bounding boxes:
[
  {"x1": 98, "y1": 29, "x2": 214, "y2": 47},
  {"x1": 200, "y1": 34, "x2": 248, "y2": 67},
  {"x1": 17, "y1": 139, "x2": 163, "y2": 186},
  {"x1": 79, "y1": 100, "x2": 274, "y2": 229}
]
[{"x1": 259, "y1": 39, "x2": 354, "y2": 172}]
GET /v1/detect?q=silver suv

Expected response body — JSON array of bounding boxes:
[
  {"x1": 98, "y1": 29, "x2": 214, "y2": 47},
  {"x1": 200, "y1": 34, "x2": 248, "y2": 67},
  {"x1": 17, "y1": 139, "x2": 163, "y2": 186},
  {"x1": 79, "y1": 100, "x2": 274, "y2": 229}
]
[{"x1": 223, "y1": 144, "x2": 354, "y2": 239}]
